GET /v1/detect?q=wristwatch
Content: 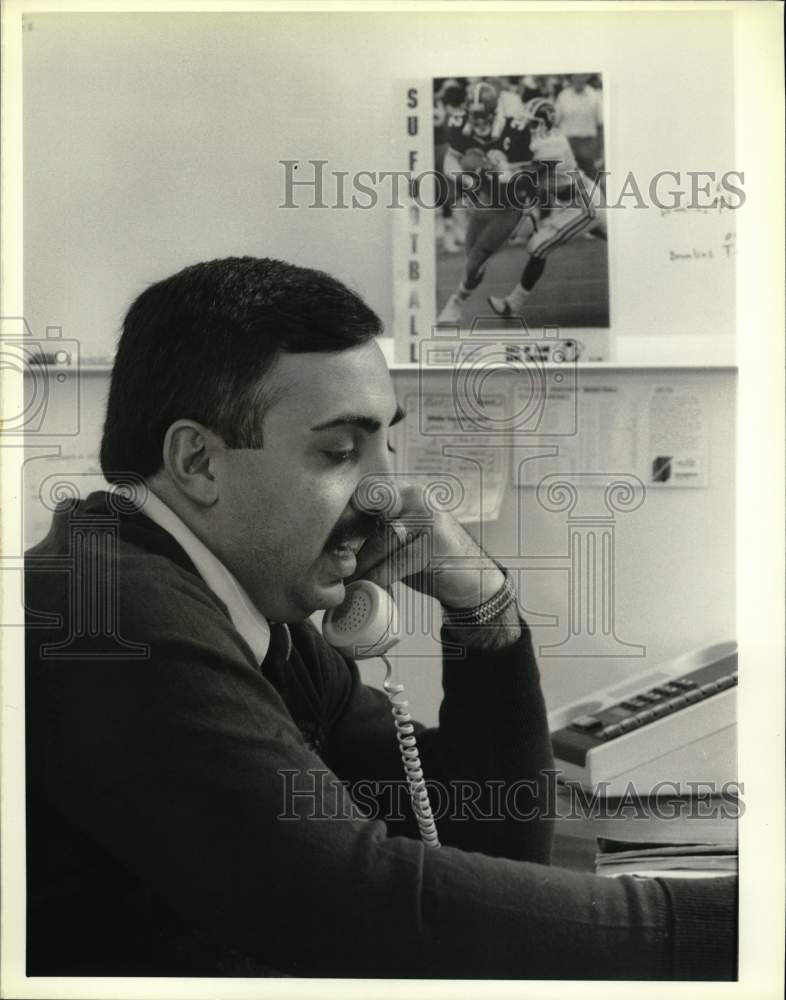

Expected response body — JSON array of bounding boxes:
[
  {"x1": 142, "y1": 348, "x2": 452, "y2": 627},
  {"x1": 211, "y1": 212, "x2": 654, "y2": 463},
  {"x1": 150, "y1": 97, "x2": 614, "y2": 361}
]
[{"x1": 441, "y1": 565, "x2": 517, "y2": 627}]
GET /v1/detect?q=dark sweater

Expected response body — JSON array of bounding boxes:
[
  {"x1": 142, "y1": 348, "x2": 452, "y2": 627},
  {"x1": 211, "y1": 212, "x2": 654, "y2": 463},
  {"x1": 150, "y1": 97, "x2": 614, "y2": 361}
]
[{"x1": 24, "y1": 492, "x2": 737, "y2": 979}]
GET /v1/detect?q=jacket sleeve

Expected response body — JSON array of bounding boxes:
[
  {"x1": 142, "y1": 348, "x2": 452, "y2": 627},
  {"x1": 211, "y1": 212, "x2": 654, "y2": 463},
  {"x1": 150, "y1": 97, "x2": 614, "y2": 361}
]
[{"x1": 323, "y1": 618, "x2": 555, "y2": 863}]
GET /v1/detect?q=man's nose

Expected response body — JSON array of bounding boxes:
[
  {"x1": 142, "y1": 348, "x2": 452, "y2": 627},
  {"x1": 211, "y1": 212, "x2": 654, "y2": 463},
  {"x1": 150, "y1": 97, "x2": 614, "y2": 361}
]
[{"x1": 351, "y1": 472, "x2": 403, "y2": 520}]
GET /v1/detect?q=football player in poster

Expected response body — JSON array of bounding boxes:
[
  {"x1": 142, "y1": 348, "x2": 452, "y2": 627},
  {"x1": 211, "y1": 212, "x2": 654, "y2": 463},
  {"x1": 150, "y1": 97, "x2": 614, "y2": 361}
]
[
  {"x1": 437, "y1": 84, "x2": 541, "y2": 324},
  {"x1": 487, "y1": 97, "x2": 602, "y2": 318},
  {"x1": 433, "y1": 74, "x2": 609, "y2": 331}
]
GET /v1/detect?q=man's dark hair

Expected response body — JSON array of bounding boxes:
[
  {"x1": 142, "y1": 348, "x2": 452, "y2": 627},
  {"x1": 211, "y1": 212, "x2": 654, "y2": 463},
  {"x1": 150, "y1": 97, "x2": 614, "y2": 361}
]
[{"x1": 100, "y1": 256, "x2": 383, "y2": 482}]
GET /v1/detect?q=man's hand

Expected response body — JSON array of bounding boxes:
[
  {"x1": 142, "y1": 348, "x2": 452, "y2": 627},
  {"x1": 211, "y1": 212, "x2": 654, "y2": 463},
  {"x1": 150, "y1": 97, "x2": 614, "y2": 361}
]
[{"x1": 350, "y1": 479, "x2": 505, "y2": 610}]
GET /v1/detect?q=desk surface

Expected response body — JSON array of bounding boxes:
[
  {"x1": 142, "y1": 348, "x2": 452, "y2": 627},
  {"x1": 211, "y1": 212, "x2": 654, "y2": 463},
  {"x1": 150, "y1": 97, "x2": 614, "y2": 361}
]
[{"x1": 551, "y1": 787, "x2": 739, "y2": 873}]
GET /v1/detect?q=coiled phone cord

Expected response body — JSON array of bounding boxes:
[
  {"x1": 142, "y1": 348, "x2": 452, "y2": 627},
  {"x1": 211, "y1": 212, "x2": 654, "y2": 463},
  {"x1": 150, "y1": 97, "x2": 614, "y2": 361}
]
[{"x1": 381, "y1": 654, "x2": 441, "y2": 848}]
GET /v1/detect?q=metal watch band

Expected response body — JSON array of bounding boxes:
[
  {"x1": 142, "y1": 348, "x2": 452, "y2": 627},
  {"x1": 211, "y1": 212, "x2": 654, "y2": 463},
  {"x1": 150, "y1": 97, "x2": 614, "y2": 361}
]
[{"x1": 441, "y1": 567, "x2": 517, "y2": 627}]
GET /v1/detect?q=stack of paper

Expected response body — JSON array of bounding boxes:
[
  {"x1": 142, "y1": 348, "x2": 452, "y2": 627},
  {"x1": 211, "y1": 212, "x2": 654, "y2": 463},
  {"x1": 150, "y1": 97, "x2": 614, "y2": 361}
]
[{"x1": 595, "y1": 837, "x2": 737, "y2": 879}]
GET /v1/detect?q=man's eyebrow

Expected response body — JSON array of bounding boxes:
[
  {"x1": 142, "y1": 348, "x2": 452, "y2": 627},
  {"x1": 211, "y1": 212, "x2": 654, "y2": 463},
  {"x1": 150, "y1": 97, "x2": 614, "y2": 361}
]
[{"x1": 310, "y1": 405, "x2": 407, "y2": 434}]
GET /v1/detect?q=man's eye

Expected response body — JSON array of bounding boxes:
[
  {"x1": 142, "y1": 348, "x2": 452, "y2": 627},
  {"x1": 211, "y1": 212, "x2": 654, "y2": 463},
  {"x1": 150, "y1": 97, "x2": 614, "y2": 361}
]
[{"x1": 324, "y1": 449, "x2": 359, "y2": 464}]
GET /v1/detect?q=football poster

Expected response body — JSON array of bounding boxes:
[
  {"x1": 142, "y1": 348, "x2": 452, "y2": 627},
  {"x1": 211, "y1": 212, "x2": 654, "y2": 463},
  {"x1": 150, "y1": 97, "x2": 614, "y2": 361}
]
[{"x1": 394, "y1": 74, "x2": 612, "y2": 364}]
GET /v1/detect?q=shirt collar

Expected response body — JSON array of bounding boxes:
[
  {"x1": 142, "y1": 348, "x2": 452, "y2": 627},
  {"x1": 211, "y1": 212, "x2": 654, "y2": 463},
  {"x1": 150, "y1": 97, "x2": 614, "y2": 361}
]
[{"x1": 140, "y1": 489, "x2": 275, "y2": 664}]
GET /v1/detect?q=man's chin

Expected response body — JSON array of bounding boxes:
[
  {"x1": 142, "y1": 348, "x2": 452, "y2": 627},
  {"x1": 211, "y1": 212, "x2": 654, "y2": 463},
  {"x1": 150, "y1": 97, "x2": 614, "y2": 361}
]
[
  {"x1": 317, "y1": 577, "x2": 347, "y2": 609},
  {"x1": 271, "y1": 581, "x2": 345, "y2": 623},
  {"x1": 290, "y1": 552, "x2": 361, "y2": 617},
  {"x1": 295, "y1": 576, "x2": 347, "y2": 618}
]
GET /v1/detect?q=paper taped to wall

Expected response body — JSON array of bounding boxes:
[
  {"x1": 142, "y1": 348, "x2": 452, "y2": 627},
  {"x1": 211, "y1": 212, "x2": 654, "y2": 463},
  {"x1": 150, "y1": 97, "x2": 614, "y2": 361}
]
[
  {"x1": 643, "y1": 385, "x2": 708, "y2": 487},
  {"x1": 511, "y1": 381, "x2": 708, "y2": 489},
  {"x1": 400, "y1": 392, "x2": 509, "y2": 522}
]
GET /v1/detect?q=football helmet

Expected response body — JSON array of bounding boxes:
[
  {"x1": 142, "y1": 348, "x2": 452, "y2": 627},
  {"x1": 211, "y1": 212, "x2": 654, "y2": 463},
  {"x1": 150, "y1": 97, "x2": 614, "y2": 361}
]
[
  {"x1": 441, "y1": 84, "x2": 467, "y2": 113},
  {"x1": 467, "y1": 82, "x2": 498, "y2": 138},
  {"x1": 525, "y1": 97, "x2": 557, "y2": 133}
]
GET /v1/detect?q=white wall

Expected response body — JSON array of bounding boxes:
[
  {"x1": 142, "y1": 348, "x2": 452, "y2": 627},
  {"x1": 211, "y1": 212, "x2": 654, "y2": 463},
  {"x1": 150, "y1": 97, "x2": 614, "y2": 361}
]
[{"x1": 23, "y1": 10, "x2": 736, "y2": 360}]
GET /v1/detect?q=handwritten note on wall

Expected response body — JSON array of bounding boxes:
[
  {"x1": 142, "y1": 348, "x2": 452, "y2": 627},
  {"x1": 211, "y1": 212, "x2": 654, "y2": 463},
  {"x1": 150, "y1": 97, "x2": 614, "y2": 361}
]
[{"x1": 613, "y1": 185, "x2": 736, "y2": 346}]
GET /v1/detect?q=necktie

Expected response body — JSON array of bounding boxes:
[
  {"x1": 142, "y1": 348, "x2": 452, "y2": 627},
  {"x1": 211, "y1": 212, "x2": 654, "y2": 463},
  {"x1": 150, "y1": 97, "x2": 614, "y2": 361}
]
[{"x1": 265, "y1": 622, "x2": 292, "y2": 665}]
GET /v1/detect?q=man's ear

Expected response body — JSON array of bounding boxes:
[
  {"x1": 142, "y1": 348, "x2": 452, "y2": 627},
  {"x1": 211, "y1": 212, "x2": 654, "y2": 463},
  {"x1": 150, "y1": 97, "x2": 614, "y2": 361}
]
[{"x1": 161, "y1": 420, "x2": 222, "y2": 507}]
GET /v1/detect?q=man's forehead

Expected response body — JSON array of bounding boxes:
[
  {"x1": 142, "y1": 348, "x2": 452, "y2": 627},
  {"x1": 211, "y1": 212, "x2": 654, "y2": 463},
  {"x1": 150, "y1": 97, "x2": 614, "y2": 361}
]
[{"x1": 265, "y1": 343, "x2": 398, "y2": 426}]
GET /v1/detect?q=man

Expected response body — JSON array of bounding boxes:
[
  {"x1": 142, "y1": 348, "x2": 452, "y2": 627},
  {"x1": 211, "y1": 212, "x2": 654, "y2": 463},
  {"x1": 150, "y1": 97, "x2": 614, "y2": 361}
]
[
  {"x1": 433, "y1": 81, "x2": 467, "y2": 254},
  {"x1": 437, "y1": 86, "x2": 540, "y2": 325},
  {"x1": 554, "y1": 73, "x2": 604, "y2": 179},
  {"x1": 488, "y1": 97, "x2": 599, "y2": 319},
  {"x1": 483, "y1": 76, "x2": 526, "y2": 138},
  {"x1": 25, "y1": 257, "x2": 735, "y2": 979}
]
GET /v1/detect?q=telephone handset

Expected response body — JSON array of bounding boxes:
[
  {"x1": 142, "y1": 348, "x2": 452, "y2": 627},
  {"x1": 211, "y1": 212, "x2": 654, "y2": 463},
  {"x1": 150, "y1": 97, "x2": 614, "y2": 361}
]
[
  {"x1": 322, "y1": 579, "x2": 400, "y2": 659},
  {"x1": 323, "y1": 580, "x2": 440, "y2": 848}
]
